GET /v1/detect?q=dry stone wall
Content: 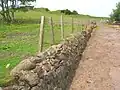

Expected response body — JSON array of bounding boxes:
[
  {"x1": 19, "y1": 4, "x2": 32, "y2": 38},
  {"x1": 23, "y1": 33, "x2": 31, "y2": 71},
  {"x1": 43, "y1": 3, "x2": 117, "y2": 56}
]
[{"x1": 7, "y1": 24, "x2": 96, "y2": 90}]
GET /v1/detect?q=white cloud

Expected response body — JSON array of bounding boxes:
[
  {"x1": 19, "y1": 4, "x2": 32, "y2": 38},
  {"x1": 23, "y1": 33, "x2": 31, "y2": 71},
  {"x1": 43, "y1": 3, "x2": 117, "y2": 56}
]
[{"x1": 34, "y1": 0, "x2": 120, "y2": 17}]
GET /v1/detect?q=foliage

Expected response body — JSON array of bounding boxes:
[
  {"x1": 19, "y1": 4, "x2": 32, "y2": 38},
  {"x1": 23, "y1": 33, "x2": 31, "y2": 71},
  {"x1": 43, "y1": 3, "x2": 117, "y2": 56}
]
[
  {"x1": 18, "y1": 0, "x2": 36, "y2": 5},
  {"x1": 110, "y1": 2, "x2": 120, "y2": 22},
  {"x1": 0, "y1": 32, "x2": 7, "y2": 38},
  {"x1": 33, "y1": 8, "x2": 50, "y2": 12},
  {"x1": 60, "y1": 9, "x2": 79, "y2": 15},
  {"x1": 0, "y1": 0, "x2": 36, "y2": 22},
  {"x1": 72, "y1": 10, "x2": 79, "y2": 15},
  {"x1": 61, "y1": 9, "x2": 72, "y2": 15}
]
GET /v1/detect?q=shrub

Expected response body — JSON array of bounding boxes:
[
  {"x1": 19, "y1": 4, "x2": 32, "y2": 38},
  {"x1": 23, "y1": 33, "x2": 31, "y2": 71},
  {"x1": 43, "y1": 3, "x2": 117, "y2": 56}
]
[
  {"x1": 33, "y1": 8, "x2": 50, "y2": 12},
  {"x1": 72, "y1": 10, "x2": 78, "y2": 15},
  {"x1": 0, "y1": 32, "x2": 7, "y2": 38},
  {"x1": 60, "y1": 9, "x2": 79, "y2": 15}
]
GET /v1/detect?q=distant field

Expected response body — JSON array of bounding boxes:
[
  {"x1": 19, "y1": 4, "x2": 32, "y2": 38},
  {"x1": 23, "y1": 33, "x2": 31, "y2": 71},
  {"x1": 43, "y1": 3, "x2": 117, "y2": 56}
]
[{"x1": 0, "y1": 10, "x2": 101, "y2": 86}]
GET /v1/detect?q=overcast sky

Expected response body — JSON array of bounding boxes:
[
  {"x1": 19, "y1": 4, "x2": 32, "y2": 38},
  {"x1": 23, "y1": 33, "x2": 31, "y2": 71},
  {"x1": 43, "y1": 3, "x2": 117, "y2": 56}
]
[{"x1": 34, "y1": 0, "x2": 120, "y2": 17}]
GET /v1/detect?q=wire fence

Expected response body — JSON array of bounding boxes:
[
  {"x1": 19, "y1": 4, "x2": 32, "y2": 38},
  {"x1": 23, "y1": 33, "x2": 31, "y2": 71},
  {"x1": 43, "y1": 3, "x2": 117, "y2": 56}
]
[
  {"x1": 38, "y1": 15, "x2": 93, "y2": 52},
  {"x1": 0, "y1": 15, "x2": 95, "y2": 62}
]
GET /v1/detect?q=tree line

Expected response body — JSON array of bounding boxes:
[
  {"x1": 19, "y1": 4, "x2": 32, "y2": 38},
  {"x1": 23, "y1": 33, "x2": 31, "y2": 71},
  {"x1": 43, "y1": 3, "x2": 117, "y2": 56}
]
[
  {"x1": 33, "y1": 8, "x2": 79, "y2": 15},
  {"x1": 0, "y1": 0, "x2": 36, "y2": 22},
  {"x1": 0, "y1": 0, "x2": 80, "y2": 23}
]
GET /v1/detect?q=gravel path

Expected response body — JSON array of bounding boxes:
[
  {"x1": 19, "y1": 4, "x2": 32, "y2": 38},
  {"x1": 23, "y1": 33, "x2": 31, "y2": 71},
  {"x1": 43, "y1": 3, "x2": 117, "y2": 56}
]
[{"x1": 70, "y1": 25, "x2": 120, "y2": 90}]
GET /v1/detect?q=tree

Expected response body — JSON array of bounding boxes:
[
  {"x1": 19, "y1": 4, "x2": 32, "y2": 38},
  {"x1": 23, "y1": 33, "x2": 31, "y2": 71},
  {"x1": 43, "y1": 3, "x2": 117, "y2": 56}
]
[
  {"x1": 0, "y1": 0, "x2": 17, "y2": 21},
  {"x1": 61, "y1": 9, "x2": 72, "y2": 15},
  {"x1": 110, "y1": 2, "x2": 120, "y2": 22},
  {"x1": 72, "y1": 10, "x2": 78, "y2": 15},
  {"x1": 0, "y1": 0, "x2": 36, "y2": 22},
  {"x1": 60, "y1": 9, "x2": 79, "y2": 15}
]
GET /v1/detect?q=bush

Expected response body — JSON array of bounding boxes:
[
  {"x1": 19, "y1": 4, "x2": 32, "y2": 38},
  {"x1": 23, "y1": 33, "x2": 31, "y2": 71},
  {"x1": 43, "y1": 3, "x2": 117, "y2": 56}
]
[
  {"x1": 60, "y1": 9, "x2": 71, "y2": 15},
  {"x1": 16, "y1": 7, "x2": 29, "y2": 12},
  {"x1": 0, "y1": 32, "x2": 7, "y2": 38},
  {"x1": 72, "y1": 10, "x2": 78, "y2": 15},
  {"x1": 60, "y1": 9, "x2": 79, "y2": 15},
  {"x1": 33, "y1": 8, "x2": 50, "y2": 12}
]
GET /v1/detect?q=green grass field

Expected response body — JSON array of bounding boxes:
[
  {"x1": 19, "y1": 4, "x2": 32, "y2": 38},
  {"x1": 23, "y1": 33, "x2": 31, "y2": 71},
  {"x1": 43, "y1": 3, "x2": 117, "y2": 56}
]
[{"x1": 0, "y1": 10, "x2": 101, "y2": 86}]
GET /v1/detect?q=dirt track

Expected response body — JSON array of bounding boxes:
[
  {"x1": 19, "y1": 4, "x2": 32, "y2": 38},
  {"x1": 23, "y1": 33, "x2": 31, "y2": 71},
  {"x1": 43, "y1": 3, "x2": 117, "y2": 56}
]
[{"x1": 70, "y1": 25, "x2": 120, "y2": 90}]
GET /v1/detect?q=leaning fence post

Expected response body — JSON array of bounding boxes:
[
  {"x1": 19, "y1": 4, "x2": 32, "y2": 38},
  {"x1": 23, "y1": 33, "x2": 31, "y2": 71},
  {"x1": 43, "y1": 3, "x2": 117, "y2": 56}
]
[
  {"x1": 49, "y1": 17, "x2": 55, "y2": 45},
  {"x1": 81, "y1": 21, "x2": 84, "y2": 30},
  {"x1": 82, "y1": 24, "x2": 84, "y2": 30},
  {"x1": 71, "y1": 17, "x2": 74, "y2": 33},
  {"x1": 39, "y1": 16, "x2": 45, "y2": 53},
  {"x1": 60, "y1": 15, "x2": 64, "y2": 40},
  {"x1": 77, "y1": 21, "x2": 80, "y2": 31},
  {"x1": 85, "y1": 23, "x2": 87, "y2": 30}
]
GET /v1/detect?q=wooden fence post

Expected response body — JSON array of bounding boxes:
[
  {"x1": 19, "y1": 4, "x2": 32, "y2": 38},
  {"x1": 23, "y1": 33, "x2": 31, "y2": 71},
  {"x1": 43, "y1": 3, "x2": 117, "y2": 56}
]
[
  {"x1": 77, "y1": 21, "x2": 79, "y2": 31},
  {"x1": 39, "y1": 16, "x2": 45, "y2": 52},
  {"x1": 49, "y1": 17, "x2": 55, "y2": 45},
  {"x1": 81, "y1": 21, "x2": 84, "y2": 30},
  {"x1": 85, "y1": 23, "x2": 87, "y2": 30},
  {"x1": 79, "y1": 21, "x2": 82, "y2": 31},
  {"x1": 60, "y1": 15, "x2": 64, "y2": 40},
  {"x1": 82, "y1": 24, "x2": 84, "y2": 30},
  {"x1": 71, "y1": 17, "x2": 74, "y2": 33}
]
